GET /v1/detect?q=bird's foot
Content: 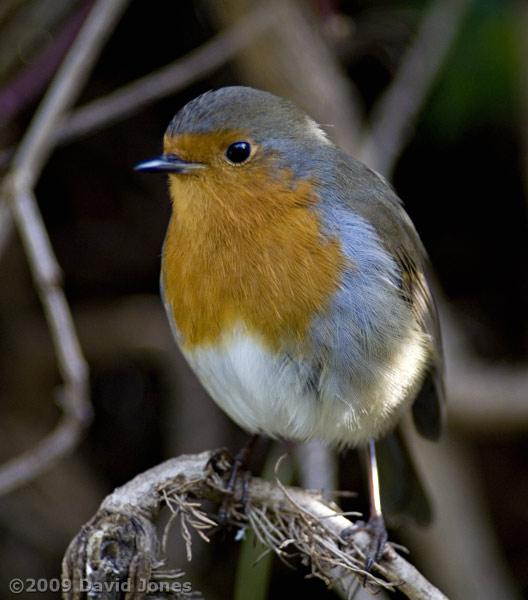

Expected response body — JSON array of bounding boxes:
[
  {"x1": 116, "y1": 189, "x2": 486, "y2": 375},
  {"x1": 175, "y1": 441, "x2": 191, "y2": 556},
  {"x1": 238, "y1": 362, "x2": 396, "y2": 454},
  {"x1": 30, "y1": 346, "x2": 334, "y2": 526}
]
[
  {"x1": 341, "y1": 513, "x2": 388, "y2": 578},
  {"x1": 363, "y1": 513, "x2": 388, "y2": 573},
  {"x1": 206, "y1": 436, "x2": 259, "y2": 526}
]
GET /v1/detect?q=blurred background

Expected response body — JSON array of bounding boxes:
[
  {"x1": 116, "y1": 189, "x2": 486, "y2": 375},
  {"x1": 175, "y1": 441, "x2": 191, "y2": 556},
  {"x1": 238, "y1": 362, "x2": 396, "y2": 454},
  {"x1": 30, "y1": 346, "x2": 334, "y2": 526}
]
[{"x1": 0, "y1": 0, "x2": 527, "y2": 598}]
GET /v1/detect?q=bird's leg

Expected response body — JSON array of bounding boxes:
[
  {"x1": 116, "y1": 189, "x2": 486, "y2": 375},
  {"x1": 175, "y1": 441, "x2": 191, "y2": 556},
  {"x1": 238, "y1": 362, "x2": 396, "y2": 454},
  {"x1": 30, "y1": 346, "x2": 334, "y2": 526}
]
[
  {"x1": 364, "y1": 438, "x2": 388, "y2": 572},
  {"x1": 217, "y1": 434, "x2": 259, "y2": 524}
]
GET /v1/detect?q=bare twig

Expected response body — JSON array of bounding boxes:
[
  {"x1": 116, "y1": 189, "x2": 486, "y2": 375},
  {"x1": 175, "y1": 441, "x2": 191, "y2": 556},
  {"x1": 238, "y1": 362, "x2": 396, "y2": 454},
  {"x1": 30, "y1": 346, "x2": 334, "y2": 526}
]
[
  {"x1": 401, "y1": 428, "x2": 519, "y2": 600},
  {"x1": 204, "y1": 0, "x2": 363, "y2": 154},
  {"x1": 0, "y1": 0, "x2": 131, "y2": 496},
  {"x1": 0, "y1": 1, "x2": 93, "y2": 129},
  {"x1": 0, "y1": 2, "x2": 277, "y2": 170},
  {"x1": 62, "y1": 451, "x2": 449, "y2": 600},
  {"x1": 0, "y1": 199, "x2": 12, "y2": 256},
  {"x1": 295, "y1": 439, "x2": 337, "y2": 492},
  {"x1": 55, "y1": 2, "x2": 277, "y2": 145},
  {"x1": 441, "y1": 302, "x2": 528, "y2": 432},
  {"x1": 9, "y1": 0, "x2": 130, "y2": 186},
  {"x1": 358, "y1": 0, "x2": 472, "y2": 176}
]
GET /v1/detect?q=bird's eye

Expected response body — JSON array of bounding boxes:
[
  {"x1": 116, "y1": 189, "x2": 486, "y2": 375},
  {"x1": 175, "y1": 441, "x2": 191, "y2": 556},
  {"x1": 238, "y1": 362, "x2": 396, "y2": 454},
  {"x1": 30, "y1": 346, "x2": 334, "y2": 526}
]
[{"x1": 225, "y1": 141, "x2": 251, "y2": 164}]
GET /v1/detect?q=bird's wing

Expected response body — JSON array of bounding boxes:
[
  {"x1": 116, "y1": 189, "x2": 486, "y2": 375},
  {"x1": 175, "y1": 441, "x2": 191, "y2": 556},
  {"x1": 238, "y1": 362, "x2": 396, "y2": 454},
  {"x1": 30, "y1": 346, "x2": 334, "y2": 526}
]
[
  {"x1": 334, "y1": 156, "x2": 445, "y2": 440},
  {"x1": 393, "y1": 244, "x2": 445, "y2": 440}
]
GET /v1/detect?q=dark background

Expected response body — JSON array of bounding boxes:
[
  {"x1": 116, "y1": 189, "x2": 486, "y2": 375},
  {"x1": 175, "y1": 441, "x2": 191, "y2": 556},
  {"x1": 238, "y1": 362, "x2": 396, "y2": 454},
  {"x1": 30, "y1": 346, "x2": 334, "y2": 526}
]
[{"x1": 0, "y1": 0, "x2": 527, "y2": 598}]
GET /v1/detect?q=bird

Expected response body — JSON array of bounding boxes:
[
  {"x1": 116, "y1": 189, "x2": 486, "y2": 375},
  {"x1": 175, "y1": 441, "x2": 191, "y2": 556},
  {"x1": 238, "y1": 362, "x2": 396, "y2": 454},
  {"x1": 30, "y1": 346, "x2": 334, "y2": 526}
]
[{"x1": 135, "y1": 86, "x2": 444, "y2": 569}]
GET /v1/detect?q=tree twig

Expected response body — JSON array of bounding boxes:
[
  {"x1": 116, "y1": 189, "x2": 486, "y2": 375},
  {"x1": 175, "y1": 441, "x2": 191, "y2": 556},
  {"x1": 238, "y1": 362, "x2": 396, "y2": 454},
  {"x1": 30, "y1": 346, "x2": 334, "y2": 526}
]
[
  {"x1": 0, "y1": 0, "x2": 94, "y2": 129},
  {"x1": 358, "y1": 0, "x2": 472, "y2": 176},
  {"x1": 0, "y1": 0, "x2": 131, "y2": 496},
  {"x1": 62, "y1": 450, "x2": 449, "y2": 600},
  {"x1": 401, "y1": 427, "x2": 520, "y2": 600},
  {"x1": 204, "y1": 0, "x2": 363, "y2": 155},
  {"x1": 441, "y1": 302, "x2": 528, "y2": 432},
  {"x1": 9, "y1": 0, "x2": 130, "y2": 186},
  {"x1": 54, "y1": 2, "x2": 277, "y2": 145}
]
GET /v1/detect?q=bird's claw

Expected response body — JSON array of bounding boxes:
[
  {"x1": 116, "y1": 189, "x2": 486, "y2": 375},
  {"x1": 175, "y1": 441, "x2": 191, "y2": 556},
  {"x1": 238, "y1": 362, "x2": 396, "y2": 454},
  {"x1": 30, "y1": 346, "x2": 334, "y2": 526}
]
[
  {"x1": 364, "y1": 514, "x2": 388, "y2": 574},
  {"x1": 207, "y1": 437, "x2": 258, "y2": 527},
  {"x1": 341, "y1": 513, "x2": 388, "y2": 580}
]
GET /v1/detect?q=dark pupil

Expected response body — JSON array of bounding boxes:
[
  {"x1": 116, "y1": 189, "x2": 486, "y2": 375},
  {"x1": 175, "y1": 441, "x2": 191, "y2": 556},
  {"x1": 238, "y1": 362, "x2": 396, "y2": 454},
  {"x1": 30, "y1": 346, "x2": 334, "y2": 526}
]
[{"x1": 226, "y1": 141, "x2": 251, "y2": 163}]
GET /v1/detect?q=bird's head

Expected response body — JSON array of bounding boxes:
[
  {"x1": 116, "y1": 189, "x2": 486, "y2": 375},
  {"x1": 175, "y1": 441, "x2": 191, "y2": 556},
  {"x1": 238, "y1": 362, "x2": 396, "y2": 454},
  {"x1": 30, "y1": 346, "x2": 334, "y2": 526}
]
[{"x1": 135, "y1": 86, "x2": 333, "y2": 228}]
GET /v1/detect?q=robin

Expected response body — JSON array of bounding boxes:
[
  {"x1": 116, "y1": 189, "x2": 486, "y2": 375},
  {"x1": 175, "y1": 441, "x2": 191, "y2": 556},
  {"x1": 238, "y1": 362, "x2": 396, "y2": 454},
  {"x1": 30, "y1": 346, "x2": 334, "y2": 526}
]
[{"x1": 135, "y1": 86, "x2": 444, "y2": 569}]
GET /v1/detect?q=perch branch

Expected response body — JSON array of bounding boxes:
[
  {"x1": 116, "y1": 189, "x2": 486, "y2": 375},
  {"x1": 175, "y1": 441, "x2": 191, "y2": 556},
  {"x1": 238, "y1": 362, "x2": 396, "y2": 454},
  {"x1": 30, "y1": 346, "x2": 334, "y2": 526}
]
[
  {"x1": 0, "y1": 0, "x2": 131, "y2": 496},
  {"x1": 62, "y1": 451, "x2": 448, "y2": 600}
]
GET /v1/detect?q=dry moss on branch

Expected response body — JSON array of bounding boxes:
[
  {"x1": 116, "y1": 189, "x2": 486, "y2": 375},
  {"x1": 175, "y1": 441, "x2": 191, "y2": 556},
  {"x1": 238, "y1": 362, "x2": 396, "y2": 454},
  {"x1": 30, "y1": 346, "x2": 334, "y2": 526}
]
[{"x1": 62, "y1": 450, "x2": 447, "y2": 599}]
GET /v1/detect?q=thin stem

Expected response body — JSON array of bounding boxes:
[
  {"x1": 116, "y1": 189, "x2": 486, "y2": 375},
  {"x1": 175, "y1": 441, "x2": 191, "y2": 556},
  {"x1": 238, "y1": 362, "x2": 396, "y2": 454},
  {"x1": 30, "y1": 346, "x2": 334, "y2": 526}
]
[
  {"x1": 56, "y1": 2, "x2": 277, "y2": 145},
  {"x1": 10, "y1": 0, "x2": 131, "y2": 188},
  {"x1": 0, "y1": 0, "x2": 131, "y2": 497},
  {"x1": 359, "y1": 0, "x2": 472, "y2": 176}
]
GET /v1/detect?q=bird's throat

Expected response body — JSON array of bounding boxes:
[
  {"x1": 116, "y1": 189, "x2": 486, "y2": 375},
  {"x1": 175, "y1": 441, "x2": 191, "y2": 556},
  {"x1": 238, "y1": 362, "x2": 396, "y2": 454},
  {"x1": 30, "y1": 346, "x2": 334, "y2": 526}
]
[{"x1": 162, "y1": 173, "x2": 346, "y2": 352}]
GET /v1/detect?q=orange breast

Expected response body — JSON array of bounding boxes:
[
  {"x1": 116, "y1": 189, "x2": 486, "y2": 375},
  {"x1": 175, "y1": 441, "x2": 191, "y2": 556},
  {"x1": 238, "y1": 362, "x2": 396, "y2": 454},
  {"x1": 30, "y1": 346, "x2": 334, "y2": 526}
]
[{"x1": 161, "y1": 133, "x2": 346, "y2": 352}]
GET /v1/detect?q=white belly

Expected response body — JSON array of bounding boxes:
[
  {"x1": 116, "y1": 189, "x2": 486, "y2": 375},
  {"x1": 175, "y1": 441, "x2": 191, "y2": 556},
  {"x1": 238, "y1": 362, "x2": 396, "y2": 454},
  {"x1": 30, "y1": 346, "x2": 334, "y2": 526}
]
[{"x1": 180, "y1": 323, "x2": 429, "y2": 447}]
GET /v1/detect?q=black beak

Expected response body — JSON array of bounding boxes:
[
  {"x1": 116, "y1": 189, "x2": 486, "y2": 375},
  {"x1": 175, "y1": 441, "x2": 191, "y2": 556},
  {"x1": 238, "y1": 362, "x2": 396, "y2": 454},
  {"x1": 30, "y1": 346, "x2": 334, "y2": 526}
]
[{"x1": 134, "y1": 153, "x2": 203, "y2": 174}]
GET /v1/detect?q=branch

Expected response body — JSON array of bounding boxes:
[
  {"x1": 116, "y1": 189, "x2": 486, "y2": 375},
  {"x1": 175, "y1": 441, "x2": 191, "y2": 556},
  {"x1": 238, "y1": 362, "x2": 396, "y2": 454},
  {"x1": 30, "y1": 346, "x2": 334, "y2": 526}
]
[
  {"x1": 441, "y1": 301, "x2": 528, "y2": 432},
  {"x1": 62, "y1": 451, "x2": 448, "y2": 600},
  {"x1": 400, "y1": 427, "x2": 520, "y2": 599},
  {"x1": 0, "y1": 0, "x2": 131, "y2": 496},
  {"x1": 358, "y1": 0, "x2": 472, "y2": 176},
  {"x1": 0, "y1": 2, "x2": 277, "y2": 169},
  {"x1": 0, "y1": 1, "x2": 94, "y2": 129},
  {"x1": 54, "y1": 2, "x2": 277, "y2": 145},
  {"x1": 204, "y1": 0, "x2": 363, "y2": 155},
  {"x1": 8, "y1": 0, "x2": 130, "y2": 187}
]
